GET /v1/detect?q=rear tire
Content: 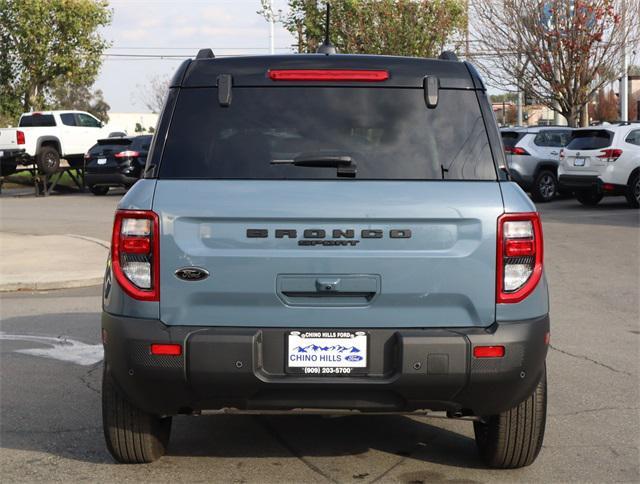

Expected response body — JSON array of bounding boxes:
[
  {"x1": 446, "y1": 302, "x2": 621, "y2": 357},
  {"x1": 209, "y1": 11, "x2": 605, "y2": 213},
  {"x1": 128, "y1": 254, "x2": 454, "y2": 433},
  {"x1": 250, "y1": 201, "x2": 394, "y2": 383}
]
[
  {"x1": 530, "y1": 170, "x2": 557, "y2": 203},
  {"x1": 102, "y1": 366, "x2": 172, "y2": 463},
  {"x1": 37, "y1": 146, "x2": 60, "y2": 174},
  {"x1": 89, "y1": 185, "x2": 109, "y2": 196},
  {"x1": 575, "y1": 189, "x2": 603, "y2": 206},
  {"x1": 474, "y1": 367, "x2": 547, "y2": 469},
  {"x1": 625, "y1": 172, "x2": 639, "y2": 209}
]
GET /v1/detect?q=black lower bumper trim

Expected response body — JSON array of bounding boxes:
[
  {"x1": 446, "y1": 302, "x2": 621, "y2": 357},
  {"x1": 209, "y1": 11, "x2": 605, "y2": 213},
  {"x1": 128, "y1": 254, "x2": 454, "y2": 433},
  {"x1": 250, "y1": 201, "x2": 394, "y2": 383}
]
[
  {"x1": 102, "y1": 314, "x2": 549, "y2": 417},
  {"x1": 85, "y1": 172, "x2": 138, "y2": 187},
  {"x1": 558, "y1": 174, "x2": 600, "y2": 190}
]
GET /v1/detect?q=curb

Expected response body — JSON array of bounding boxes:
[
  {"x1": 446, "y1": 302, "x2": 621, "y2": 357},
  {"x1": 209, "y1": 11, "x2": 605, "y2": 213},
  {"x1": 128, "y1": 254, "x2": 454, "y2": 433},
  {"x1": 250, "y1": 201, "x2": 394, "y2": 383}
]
[{"x1": 0, "y1": 277, "x2": 104, "y2": 293}]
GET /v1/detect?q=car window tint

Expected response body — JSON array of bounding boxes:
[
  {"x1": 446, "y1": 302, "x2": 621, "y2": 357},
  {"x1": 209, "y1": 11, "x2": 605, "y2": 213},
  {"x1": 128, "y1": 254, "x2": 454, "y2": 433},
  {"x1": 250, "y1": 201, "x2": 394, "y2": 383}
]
[
  {"x1": 76, "y1": 113, "x2": 101, "y2": 128},
  {"x1": 534, "y1": 130, "x2": 572, "y2": 147},
  {"x1": 625, "y1": 130, "x2": 640, "y2": 146},
  {"x1": 132, "y1": 136, "x2": 152, "y2": 151},
  {"x1": 566, "y1": 130, "x2": 613, "y2": 150},
  {"x1": 18, "y1": 114, "x2": 56, "y2": 127},
  {"x1": 501, "y1": 131, "x2": 524, "y2": 149},
  {"x1": 160, "y1": 87, "x2": 497, "y2": 181},
  {"x1": 60, "y1": 113, "x2": 76, "y2": 126}
]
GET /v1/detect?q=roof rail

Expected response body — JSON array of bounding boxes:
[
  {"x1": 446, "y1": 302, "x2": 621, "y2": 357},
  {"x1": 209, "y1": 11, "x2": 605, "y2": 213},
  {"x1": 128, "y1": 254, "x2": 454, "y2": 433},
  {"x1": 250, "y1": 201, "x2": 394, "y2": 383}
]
[
  {"x1": 439, "y1": 51, "x2": 458, "y2": 61},
  {"x1": 196, "y1": 48, "x2": 215, "y2": 60}
]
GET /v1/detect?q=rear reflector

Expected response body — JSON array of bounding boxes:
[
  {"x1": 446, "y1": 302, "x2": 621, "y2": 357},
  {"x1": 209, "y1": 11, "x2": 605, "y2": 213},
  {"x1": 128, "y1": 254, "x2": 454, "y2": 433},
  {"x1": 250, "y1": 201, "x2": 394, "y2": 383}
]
[
  {"x1": 473, "y1": 346, "x2": 505, "y2": 358},
  {"x1": 602, "y1": 183, "x2": 616, "y2": 192},
  {"x1": 150, "y1": 344, "x2": 182, "y2": 356},
  {"x1": 268, "y1": 69, "x2": 389, "y2": 82}
]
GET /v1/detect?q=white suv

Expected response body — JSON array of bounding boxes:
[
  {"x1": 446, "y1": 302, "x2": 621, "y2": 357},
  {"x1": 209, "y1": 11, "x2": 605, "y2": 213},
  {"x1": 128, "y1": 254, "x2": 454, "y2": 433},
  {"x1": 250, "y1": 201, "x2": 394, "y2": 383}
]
[{"x1": 558, "y1": 123, "x2": 640, "y2": 208}]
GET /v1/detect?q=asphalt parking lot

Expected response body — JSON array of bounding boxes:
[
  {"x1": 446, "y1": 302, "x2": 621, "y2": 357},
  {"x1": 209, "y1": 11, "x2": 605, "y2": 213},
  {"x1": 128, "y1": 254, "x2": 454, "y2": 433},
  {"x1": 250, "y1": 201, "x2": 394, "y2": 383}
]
[{"x1": 1, "y1": 191, "x2": 639, "y2": 483}]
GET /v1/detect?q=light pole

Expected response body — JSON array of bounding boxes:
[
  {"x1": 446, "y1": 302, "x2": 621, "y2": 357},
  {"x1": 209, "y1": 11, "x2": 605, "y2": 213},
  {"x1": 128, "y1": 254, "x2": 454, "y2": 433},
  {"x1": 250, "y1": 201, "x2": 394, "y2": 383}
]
[{"x1": 265, "y1": 0, "x2": 284, "y2": 55}]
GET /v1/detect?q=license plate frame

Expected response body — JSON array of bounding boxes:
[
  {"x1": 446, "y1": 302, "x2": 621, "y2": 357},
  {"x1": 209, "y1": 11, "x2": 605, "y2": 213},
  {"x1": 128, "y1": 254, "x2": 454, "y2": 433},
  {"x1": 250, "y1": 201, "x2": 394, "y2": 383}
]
[
  {"x1": 286, "y1": 330, "x2": 368, "y2": 376},
  {"x1": 97, "y1": 158, "x2": 107, "y2": 165},
  {"x1": 574, "y1": 157, "x2": 586, "y2": 166}
]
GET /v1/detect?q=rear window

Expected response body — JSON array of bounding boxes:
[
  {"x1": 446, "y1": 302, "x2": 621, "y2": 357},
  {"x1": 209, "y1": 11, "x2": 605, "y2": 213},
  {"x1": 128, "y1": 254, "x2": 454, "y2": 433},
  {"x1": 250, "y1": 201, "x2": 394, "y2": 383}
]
[
  {"x1": 89, "y1": 138, "x2": 132, "y2": 157},
  {"x1": 501, "y1": 131, "x2": 525, "y2": 149},
  {"x1": 19, "y1": 114, "x2": 56, "y2": 127},
  {"x1": 132, "y1": 135, "x2": 152, "y2": 151},
  {"x1": 566, "y1": 130, "x2": 613, "y2": 150},
  {"x1": 159, "y1": 88, "x2": 497, "y2": 180},
  {"x1": 533, "y1": 130, "x2": 572, "y2": 147}
]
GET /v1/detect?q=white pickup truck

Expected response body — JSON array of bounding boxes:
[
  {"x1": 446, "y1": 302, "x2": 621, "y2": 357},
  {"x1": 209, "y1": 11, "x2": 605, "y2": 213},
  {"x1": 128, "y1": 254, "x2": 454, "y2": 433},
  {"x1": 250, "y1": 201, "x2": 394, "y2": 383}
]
[{"x1": 0, "y1": 110, "x2": 125, "y2": 175}]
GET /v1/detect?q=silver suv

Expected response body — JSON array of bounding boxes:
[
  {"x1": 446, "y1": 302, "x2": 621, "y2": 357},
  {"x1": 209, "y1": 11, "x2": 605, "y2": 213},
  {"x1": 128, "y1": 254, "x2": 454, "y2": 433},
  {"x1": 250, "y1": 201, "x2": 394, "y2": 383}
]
[{"x1": 501, "y1": 127, "x2": 573, "y2": 202}]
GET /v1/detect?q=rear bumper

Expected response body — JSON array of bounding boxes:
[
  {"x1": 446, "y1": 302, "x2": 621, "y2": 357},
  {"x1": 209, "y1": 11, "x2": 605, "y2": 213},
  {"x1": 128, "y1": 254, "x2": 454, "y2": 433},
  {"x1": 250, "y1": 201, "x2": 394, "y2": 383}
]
[
  {"x1": 0, "y1": 148, "x2": 29, "y2": 168},
  {"x1": 85, "y1": 171, "x2": 138, "y2": 187},
  {"x1": 103, "y1": 313, "x2": 549, "y2": 417},
  {"x1": 559, "y1": 175, "x2": 627, "y2": 195}
]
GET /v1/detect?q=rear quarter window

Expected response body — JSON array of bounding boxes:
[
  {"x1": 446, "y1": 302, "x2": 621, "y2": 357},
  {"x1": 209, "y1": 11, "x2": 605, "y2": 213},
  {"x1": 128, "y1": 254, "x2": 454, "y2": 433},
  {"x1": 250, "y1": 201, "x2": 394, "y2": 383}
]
[
  {"x1": 159, "y1": 87, "x2": 497, "y2": 181},
  {"x1": 566, "y1": 130, "x2": 613, "y2": 150}
]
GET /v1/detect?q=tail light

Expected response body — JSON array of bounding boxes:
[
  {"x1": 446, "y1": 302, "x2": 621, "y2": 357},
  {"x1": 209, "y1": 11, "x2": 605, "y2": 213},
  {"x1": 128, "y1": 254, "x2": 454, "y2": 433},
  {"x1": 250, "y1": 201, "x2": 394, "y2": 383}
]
[
  {"x1": 115, "y1": 150, "x2": 140, "y2": 158},
  {"x1": 597, "y1": 148, "x2": 622, "y2": 162},
  {"x1": 16, "y1": 130, "x2": 25, "y2": 145},
  {"x1": 559, "y1": 148, "x2": 565, "y2": 160},
  {"x1": 497, "y1": 213, "x2": 543, "y2": 303},
  {"x1": 506, "y1": 147, "x2": 530, "y2": 155},
  {"x1": 84, "y1": 152, "x2": 90, "y2": 160},
  {"x1": 111, "y1": 210, "x2": 159, "y2": 301}
]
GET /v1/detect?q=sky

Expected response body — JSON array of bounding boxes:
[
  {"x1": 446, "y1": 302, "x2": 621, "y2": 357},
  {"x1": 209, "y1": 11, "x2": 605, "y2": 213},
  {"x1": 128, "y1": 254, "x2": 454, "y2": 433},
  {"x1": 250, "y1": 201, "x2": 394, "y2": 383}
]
[{"x1": 96, "y1": 0, "x2": 296, "y2": 112}]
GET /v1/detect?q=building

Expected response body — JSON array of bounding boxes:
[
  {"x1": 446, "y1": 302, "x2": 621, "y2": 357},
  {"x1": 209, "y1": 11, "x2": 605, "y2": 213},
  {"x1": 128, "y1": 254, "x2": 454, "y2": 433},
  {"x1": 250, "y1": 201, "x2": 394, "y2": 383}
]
[{"x1": 107, "y1": 112, "x2": 159, "y2": 136}]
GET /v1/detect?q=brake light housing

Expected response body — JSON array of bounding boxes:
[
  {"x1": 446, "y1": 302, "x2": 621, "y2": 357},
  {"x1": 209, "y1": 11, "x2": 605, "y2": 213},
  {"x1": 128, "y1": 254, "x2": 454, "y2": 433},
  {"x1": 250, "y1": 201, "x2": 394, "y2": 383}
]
[
  {"x1": 505, "y1": 146, "x2": 529, "y2": 156},
  {"x1": 115, "y1": 150, "x2": 140, "y2": 159},
  {"x1": 268, "y1": 69, "x2": 389, "y2": 82},
  {"x1": 597, "y1": 148, "x2": 622, "y2": 162},
  {"x1": 111, "y1": 210, "x2": 159, "y2": 301},
  {"x1": 497, "y1": 213, "x2": 543, "y2": 304},
  {"x1": 16, "y1": 130, "x2": 25, "y2": 145}
]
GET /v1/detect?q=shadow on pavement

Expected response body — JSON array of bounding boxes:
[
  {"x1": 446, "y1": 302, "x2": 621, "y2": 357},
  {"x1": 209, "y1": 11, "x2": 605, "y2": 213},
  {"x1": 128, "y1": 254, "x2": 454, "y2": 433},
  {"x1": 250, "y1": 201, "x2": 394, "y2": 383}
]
[{"x1": 1, "y1": 313, "x2": 483, "y2": 470}]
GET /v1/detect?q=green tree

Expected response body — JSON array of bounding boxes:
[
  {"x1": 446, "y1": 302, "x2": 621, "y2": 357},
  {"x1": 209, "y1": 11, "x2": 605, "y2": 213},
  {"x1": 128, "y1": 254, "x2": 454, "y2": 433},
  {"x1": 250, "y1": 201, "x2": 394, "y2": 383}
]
[
  {"x1": 272, "y1": 0, "x2": 467, "y2": 57},
  {"x1": 48, "y1": 81, "x2": 110, "y2": 122},
  {"x1": 0, "y1": 0, "x2": 112, "y2": 120}
]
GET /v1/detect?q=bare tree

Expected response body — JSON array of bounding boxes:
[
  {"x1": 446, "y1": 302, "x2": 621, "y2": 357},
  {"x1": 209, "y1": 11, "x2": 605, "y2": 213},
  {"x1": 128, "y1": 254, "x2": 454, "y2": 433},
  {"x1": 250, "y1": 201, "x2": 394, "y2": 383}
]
[
  {"x1": 136, "y1": 75, "x2": 169, "y2": 113},
  {"x1": 471, "y1": 0, "x2": 640, "y2": 126}
]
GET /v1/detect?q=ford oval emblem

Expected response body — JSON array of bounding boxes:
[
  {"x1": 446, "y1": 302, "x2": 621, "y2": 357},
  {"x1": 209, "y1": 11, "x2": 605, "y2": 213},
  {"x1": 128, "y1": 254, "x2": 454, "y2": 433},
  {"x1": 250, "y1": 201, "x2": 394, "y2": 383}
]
[
  {"x1": 175, "y1": 267, "x2": 209, "y2": 281},
  {"x1": 345, "y1": 355, "x2": 363, "y2": 362}
]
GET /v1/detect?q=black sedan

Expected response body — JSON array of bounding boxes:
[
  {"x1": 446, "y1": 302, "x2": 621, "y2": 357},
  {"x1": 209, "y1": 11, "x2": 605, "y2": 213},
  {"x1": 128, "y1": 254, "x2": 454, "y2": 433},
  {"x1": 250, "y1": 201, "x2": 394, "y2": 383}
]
[{"x1": 84, "y1": 135, "x2": 152, "y2": 195}]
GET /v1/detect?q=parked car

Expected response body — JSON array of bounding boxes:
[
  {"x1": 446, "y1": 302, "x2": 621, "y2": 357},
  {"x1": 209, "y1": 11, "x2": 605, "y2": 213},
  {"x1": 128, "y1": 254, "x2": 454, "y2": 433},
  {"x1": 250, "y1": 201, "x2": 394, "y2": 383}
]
[
  {"x1": 84, "y1": 135, "x2": 152, "y2": 195},
  {"x1": 0, "y1": 110, "x2": 123, "y2": 176},
  {"x1": 558, "y1": 122, "x2": 640, "y2": 208},
  {"x1": 501, "y1": 126, "x2": 573, "y2": 202},
  {"x1": 101, "y1": 49, "x2": 550, "y2": 468}
]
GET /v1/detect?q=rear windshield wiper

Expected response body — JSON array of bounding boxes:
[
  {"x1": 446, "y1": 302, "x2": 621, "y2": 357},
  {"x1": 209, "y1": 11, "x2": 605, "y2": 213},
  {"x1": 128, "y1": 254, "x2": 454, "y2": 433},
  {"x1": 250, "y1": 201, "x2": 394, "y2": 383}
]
[{"x1": 271, "y1": 154, "x2": 356, "y2": 178}]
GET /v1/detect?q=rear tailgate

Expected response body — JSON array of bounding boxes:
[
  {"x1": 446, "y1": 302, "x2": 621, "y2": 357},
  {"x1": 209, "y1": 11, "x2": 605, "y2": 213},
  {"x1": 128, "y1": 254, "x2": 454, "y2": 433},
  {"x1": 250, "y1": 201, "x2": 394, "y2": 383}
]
[
  {"x1": 154, "y1": 180, "x2": 503, "y2": 328},
  {"x1": 0, "y1": 129, "x2": 19, "y2": 150},
  {"x1": 561, "y1": 129, "x2": 614, "y2": 176}
]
